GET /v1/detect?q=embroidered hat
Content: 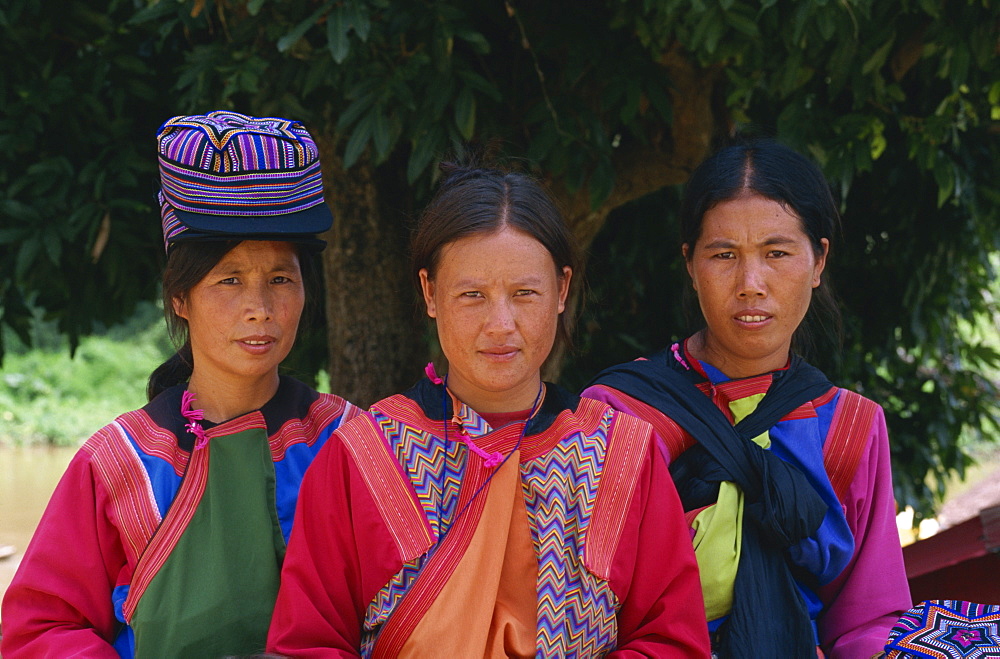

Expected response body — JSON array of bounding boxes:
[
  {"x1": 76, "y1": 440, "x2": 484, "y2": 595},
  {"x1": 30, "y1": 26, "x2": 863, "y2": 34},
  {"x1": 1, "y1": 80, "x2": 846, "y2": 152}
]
[
  {"x1": 884, "y1": 600, "x2": 1000, "y2": 658},
  {"x1": 157, "y1": 111, "x2": 333, "y2": 251}
]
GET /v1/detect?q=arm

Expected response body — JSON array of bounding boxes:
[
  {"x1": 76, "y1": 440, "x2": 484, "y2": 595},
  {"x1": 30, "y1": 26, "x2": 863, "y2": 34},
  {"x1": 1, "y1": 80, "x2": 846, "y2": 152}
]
[
  {"x1": 608, "y1": 434, "x2": 711, "y2": 658},
  {"x1": 0, "y1": 448, "x2": 125, "y2": 658},
  {"x1": 267, "y1": 432, "x2": 401, "y2": 657},
  {"x1": 817, "y1": 406, "x2": 911, "y2": 658}
]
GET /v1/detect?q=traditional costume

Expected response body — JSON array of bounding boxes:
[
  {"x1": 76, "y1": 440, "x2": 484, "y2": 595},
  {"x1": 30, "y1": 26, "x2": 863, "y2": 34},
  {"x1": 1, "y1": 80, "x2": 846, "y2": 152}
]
[
  {"x1": 267, "y1": 377, "x2": 711, "y2": 657},
  {"x1": 583, "y1": 341, "x2": 911, "y2": 658},
  {"x1": 1, "y1": 111, "x2": 354, "y2": 658},
  {"x1": 1, "y1": 377, "x2": 358, "y2": 657}
]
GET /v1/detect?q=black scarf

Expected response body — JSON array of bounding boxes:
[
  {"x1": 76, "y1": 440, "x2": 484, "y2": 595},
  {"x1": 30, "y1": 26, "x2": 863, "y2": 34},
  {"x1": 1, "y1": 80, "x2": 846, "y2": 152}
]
[{"x1": 588, "y1": 349, "x2": 834, "y2": 658}]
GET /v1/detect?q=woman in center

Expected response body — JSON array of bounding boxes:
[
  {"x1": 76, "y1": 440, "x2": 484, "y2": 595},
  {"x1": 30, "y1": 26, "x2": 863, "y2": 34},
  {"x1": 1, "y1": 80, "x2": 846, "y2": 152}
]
[{"x1": 268, "y1": 162, "x2": 710, "y2": 657}]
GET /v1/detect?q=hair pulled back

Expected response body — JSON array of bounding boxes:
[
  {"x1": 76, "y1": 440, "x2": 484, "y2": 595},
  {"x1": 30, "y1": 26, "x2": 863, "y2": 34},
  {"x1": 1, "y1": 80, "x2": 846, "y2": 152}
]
[
  {"x1": 410, "y1": 158, "x2": 579, "y2": 348},
  {"x1": 679, "y1": 139, "x2": 842, "y2": 359},
  {"x1": 146, "y1": 240, "x2": 318, "y2": 400}
]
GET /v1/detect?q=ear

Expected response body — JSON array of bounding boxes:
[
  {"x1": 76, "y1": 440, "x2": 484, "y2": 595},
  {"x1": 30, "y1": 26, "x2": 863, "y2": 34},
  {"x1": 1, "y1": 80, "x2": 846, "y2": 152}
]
[
  {"x1": 556, "y1": 266, "x2": 572, "y2": 314},
  {"x1": 682, "y1": 243, "x2": 697, "y2": 291},
  {"x1": 812, "y1": 238, "x2": 830, "y2": 288},
  {"x1": 418, "y1": 268, "x2": 437, "y2": 318},
  {"x1": 172, "y1": 295, "x2": 189, "y2": 321}
]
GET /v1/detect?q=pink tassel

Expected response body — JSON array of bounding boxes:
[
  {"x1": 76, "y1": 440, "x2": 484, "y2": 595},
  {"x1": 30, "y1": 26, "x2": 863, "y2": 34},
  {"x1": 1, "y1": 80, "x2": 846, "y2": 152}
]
[
  {"x1": 181, "y1": 390, "x2": 209, "y2": 450},
  {"x1": 671, "y1": 342, "x2": 690, "y2": 370},
  {"x1": 452, "y1": 413, "x2": 504, "y2": 467},
  {"x1": 424, "y1": 362, "x2": 444, "y2": 385},
  {"x1": 464, "y1": 435, "x2": 504, "y2": 467}
]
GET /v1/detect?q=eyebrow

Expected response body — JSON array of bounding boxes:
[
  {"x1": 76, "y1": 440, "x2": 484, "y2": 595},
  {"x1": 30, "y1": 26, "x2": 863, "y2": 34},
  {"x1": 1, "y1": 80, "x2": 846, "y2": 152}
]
[
  {"x1": 450, "y1": 276, "x2": 546, "y2": 288},
  {"x1": 701, "y1": 235, "x2": 801, "y2": 249}
]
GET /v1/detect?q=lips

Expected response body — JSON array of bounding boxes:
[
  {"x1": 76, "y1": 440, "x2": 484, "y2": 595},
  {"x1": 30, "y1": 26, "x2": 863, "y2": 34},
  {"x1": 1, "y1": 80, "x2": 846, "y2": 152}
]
[
  {"x1": 734, "y1": 310, "x2": 772, "y2": 324},
  {"x1": 236, "y1": 335, "x2": 278, "y2": 353},
  {"x1": 480, "y1": 346, "x2": 520, "y2": 361}
]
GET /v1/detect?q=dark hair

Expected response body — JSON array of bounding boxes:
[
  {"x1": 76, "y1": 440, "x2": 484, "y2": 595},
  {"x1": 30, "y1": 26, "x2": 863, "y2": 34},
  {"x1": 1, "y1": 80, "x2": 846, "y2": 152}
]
[
  {"x1": 679, "y1": 139, "x2": 843, "y2": 360},
  {"x1": 410, "y1": 160, "x2": 579, "y2": 348},
  {"x1": 146, "y1": 240, "x2": 318, "y2": 400}
]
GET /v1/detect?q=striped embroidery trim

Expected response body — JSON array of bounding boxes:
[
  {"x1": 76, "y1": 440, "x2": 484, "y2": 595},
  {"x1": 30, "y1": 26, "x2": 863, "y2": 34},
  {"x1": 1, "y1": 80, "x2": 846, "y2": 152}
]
[
  {"x1": 121, "y1": 446, "x2": 210, "y2": 623},
  {"x1": 337, "y1": 414, "x2": 435, "y2": 560},
  {"x1": 268, "y1": 395, "x2": 355, "y2": 461},
  {"x1": 159, "y1": 159, "x2": 325, "y2": 215},
  {"x1": 372, "y1": 461, "x2": 495, "y2": 659},
  {"x1": 117, "y1": 409, "x2": 189, "y2": 476},
  {"x1": 585, "y1": 406, "x2": 651, "y2": 580},
  {"x1": 823, "y1": 389, "x2": 879, "y2": 501},
  {"x1": 83, "y1": 423, "x2": 163, "y2": 564}
]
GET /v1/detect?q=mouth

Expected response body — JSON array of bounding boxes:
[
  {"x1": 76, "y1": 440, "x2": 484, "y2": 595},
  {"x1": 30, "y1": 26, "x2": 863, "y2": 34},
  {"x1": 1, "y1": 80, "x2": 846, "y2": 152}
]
[
  {"x1": 734, "y1": 311, "x2": 772, "y2": 326},
  {"x1": 237, "y1": 336, "x2": 278, "y2": 353},
  {"x1": 480, "y1": 347, "x2": 520, "y2": 361}
]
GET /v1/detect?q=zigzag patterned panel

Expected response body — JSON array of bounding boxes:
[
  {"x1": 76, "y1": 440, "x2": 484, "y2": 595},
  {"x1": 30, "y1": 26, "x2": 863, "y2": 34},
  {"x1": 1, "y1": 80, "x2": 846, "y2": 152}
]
[{"x1": 522, "y1": 421, "x2": 619, "y2": 655}]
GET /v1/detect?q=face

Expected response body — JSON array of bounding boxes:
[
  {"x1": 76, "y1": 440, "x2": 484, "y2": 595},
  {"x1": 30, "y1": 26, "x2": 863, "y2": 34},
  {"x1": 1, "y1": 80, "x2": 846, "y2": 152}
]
[
  {"x1": 419, "y1": 227, "x2": 572, "y2": 413},
  {"x1": 683, "y1": 194, "x2": 828, "y2": 378},
  {"x1": 174, "y1": 241, "x2": 304, "y2": 388}
]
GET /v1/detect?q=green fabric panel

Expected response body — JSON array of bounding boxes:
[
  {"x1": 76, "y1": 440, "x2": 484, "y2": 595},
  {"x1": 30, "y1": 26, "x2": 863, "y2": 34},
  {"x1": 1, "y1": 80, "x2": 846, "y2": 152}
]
[{"x1": 131, "y1": 428, "x2": 285, "y2": 658}]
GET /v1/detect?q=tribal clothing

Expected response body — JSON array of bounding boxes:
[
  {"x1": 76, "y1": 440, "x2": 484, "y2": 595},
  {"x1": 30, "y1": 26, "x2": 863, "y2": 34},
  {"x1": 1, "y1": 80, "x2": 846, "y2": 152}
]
[
  {"x1": 1, "y1": 376, "x2": 358, "y2": 659},
  {"x1": 583, "y1": 343, "x2": 911, "y2": 659},
  {"x1": 267, "y1": 378, "x2": 711, "y2": 657}
]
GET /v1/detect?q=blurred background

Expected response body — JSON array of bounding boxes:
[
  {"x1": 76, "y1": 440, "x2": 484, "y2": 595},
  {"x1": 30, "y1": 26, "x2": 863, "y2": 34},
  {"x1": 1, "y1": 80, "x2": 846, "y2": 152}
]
[{"x1": 2, "y1": 0, "x2": 999, "y2": 605}]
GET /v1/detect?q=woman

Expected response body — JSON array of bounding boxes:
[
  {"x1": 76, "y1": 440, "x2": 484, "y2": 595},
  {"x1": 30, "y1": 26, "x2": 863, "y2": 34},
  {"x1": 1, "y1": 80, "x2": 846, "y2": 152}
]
[
  {"x1": 267, "y1": 163, "x2": 711, "y2": 657},
  {"x1": 584, "y1": 140, "x2": 911, "y2": 658},
  {"x1": 0, "y1": 111, "x2": 360, "y2": 658}
]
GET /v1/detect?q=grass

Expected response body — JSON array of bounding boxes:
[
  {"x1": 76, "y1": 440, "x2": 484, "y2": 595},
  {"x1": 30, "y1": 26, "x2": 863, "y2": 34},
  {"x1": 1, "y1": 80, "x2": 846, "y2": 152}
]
[{"x1": 0, "y1": 302, "x2": 173, "y2": 447}]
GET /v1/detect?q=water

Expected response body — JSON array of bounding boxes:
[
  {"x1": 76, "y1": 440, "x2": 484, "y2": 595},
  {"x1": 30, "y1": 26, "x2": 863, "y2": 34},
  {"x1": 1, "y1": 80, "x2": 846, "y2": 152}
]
[{"x1": 0, "y1": 445, "x2": 76, "y2": 609}]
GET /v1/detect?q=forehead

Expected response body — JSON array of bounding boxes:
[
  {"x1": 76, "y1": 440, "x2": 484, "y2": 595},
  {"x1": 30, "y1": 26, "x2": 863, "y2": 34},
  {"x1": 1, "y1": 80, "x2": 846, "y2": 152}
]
[
  {"x1": 435, "y1": 227, "x2": 556, "y2": 279},
  {"x1": 212, "y1": 240, "x2": 300, "y2": 268},
  {"x1": 697, "y1": 195, "x2": 807, "y2": 243}
]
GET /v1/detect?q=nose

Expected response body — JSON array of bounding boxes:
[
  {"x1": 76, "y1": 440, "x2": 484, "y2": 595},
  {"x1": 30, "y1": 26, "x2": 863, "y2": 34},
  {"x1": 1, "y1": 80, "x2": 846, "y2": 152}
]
[
  {"x1": 244, "y1": 282, "x2": 274, "y2": 322},
  {"x1": 737, "y1": 257, "x2": 767, "y2": 298},
  {"x1": 484, "y1": 298, "x2": 516, "y2": 335}
]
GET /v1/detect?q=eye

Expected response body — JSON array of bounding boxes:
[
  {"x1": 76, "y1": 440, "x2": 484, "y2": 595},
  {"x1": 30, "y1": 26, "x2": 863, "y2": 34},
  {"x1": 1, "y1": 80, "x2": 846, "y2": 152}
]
[
  {"x1": 271, "y1": 275, "x2": 293, "y2": 284},
  {"x1": 767, "y1": 250, "x2": 789, "y2": 258},
  {"x1": 711, "y1": 251, "x2": 735, "y2": 260},
  {"x1": 461, "y1": 291, "x2": 483, "y2": 298},
  {"x1": 219, "y1": 276, "x2": 239, "y2": 285},
  {"x1": 514, "y1": 289, "x2": 537, "y2": 297}
]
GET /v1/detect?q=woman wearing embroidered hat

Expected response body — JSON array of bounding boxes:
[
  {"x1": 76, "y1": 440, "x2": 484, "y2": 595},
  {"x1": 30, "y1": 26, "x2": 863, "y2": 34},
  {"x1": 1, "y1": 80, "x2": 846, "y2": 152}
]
[
  {"x1": 266, "y1": 159, "x2": 711, "y2": 657},
  {"x1": 583, "y1": 140, "x2": 911, "y2": 658},
  {"x1": 0, "y1": 111, "x2": 361, "y2": 658}
]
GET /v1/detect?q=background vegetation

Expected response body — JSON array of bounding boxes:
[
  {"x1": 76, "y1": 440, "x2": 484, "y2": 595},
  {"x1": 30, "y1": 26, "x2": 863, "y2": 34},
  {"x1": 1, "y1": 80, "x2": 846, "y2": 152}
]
[{"x1": 1, "y1": 0, "x2": 999, "y2": 517}]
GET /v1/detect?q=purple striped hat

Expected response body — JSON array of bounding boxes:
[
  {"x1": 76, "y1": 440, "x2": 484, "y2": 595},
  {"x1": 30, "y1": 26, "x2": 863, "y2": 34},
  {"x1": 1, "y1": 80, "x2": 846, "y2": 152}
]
[{"x1": 157, "y1": 111, "x2": 333, "y2": 251}]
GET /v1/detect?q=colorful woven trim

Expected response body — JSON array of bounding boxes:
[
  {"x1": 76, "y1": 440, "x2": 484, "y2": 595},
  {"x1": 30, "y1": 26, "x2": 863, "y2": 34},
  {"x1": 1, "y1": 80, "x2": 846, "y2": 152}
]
[
  {"x1": 158, "y1": 158, "x2": 325, "y2": 217},
  {"x1": 885, "y1": 600, "x2": 1000, "y2": 658}
]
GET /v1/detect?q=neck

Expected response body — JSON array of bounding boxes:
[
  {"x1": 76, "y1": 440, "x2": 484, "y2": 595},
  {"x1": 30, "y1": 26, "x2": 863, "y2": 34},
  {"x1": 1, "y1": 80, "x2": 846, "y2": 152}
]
[
  {"x1": 447, "y1": 376, "x2": 544, "y2": 415},
  {"x1": 687, "y1": 330, "x2": 789, "y2": 380},
  {"x1": 186, "y1": 369, "x2": 281, "y2": 423}
]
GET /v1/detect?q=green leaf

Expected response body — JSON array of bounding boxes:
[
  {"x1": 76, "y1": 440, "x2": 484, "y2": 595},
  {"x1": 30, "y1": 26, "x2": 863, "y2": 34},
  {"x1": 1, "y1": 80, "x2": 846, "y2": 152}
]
[
  {"x1": 861, "y1": 36, "x2": 895, "y2": 76},
  {"x1": 349, "y1": 3, "x2": 371, "y2": 42},
  {"x1": 342, "y1": 112, "x2": 373, "y2": 169},
  {"x1": 247, "y1": 0, "x2": 266, "y2": 16},
  {"x1": 371, "y1": 109, "x2": 391, "y2": 162},
  {"x1": 454, "y1": 87, "x2": 475, "y2": 140},
  {"x1": 277, "y1": 3, "x2": 330, "y2": 53},
  {"x1": 327, "y1": 5, "x2": 351, "y2": 64},
  {"x1": 336, "y1": 91, "x2": 376, "y2": 132},
  {"x1": 407, "y1": 127, "x2": 443, "y2": 183}
]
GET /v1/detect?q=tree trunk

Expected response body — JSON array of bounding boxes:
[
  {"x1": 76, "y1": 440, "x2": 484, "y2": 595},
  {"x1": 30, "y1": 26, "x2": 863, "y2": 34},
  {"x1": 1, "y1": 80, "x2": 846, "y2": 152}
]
[{"x1": 317, "y1": 140, "x2": 425, "y2": 408}]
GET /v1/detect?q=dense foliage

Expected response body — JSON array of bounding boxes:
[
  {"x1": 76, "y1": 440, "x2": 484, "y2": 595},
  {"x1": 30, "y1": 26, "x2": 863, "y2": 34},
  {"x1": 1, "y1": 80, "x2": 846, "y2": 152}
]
[{"x1": 1, "y1": 0, "x2": 998, "y2": 515}]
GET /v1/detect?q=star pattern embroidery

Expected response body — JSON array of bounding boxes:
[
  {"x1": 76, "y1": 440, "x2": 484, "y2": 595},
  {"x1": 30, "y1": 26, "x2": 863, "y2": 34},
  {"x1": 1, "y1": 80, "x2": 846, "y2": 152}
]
[
  {"x1": 886, "y1": 601, "x2": 1000, "y2": 658},
  {"x1": 160, "y1": 111, "x2": 298, "y2": 151}
]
